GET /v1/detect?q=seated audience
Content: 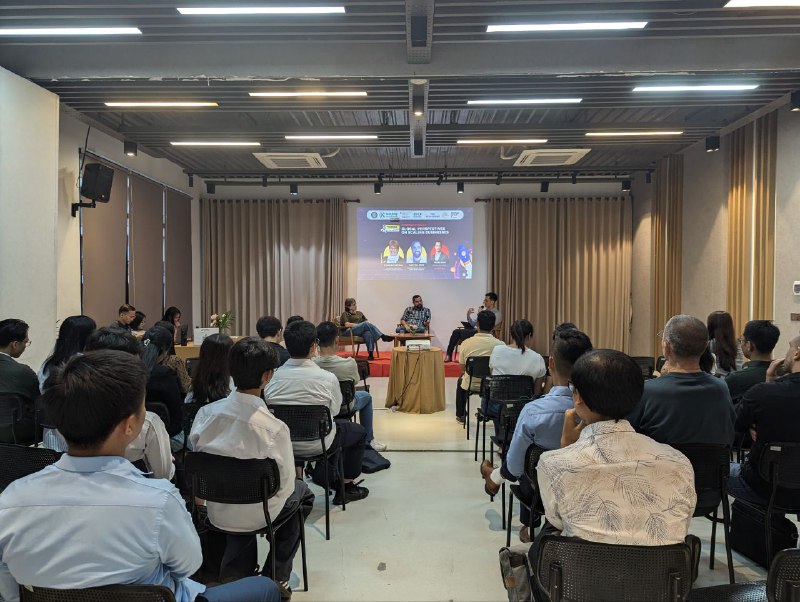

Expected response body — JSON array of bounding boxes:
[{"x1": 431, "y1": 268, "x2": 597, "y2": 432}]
[
  {"x1": 256, "y1": 315, "x2": 290, "y2": 366},
  {"x1": 708, "y1": 310, "x2": 743, "y2": 376},
  {"x1": 726, "y1": 320, "x2": 780, "y2": 403},
  {"x1": 141, "y1": 326, "x2": 184, "y2": 437},
  {"x1": 541, "y1": 322, "x2": 578, "y2": 395},
  {"x1": 286, "y1": 315, "x2": 304, "y2": 327},
  {"x1": 313, "y1": 321, "x2": 387, "y2": 451},
  {"x1": 445, "y1": 292, "x2": 503, "y2": 363},
  {"x1": 0, "y1": 318, "x2": 38, "y2": 445},
  {"x1": 396, "y1": 294, "x2": 431, "y2": 334},
  {"x1": 339, "y1": 298, "x2": 393, "y2": 361},
  {"x1": 265, "y1": 320, "x2": 369, "y2": 504},
  {"x1": 154, "y1": 321, "x2": 192, "y2": 395},
  {"x1": 0, "y1": 350, "x2": 278, "y2": 602},
  {"x1": 728, "y1": 334, "x2": 800, "y2": 508},
  {"x1": 454, "y1": 310, "x2": 503, "y2": 424},
  {"x1": 130, "y1": 310, "x2": 146, "y2": 332},
  {"x1": 113, "y1": 303, "x2": 137, "y2": 330},
  {"x1": 38, "y1": 314, "x2": 96, "y2": 391},
  {"x1": 481, "y1": 327, "x2": 592, "y2": 542},
  {"x1": 162, "y1": 306, "x2": 188, "y2": 346},
  {"x1": 190, "y1": 338, "x2": 313, "y2": 598}
]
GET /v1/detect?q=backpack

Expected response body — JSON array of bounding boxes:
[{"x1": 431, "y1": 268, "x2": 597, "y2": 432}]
[
  {"x1": 362, "y1": 447, "x2": 390, "y2": 473},
  {"x1": 498, "y1": 542, "x2": 533, "y2": 602}
]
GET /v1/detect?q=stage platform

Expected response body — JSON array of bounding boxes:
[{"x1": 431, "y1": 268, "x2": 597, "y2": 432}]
[{"x1": 336, "y1": 350, "x2": 462, "y2": 378}]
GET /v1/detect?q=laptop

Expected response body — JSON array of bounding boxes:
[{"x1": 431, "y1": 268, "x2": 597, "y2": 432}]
[{"x1": 461, "y1": 321, "x2": 473, "y2": 328}]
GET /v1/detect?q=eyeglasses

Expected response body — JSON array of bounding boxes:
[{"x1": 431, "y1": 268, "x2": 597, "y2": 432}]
[{"x1": 656, "y1": 330, "x2": 665, "y2": 339}]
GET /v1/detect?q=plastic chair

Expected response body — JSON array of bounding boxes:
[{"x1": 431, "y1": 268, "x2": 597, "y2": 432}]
[
  {"x1": 689, "y1": 548, "x2": 800, "y2": 601},
  {"x1": 533, "y1": 535, "x2": 694, "y2": 602},
  {"x1": 462, "y1": 356, "x2": 490, "y2": 439},
  {"x1": 270, "y1": 404, "x2": 345, "y2": 541},
  {"x1": 0, "y1": 393, "x2": 36, "y2": 446},
  {"x1": 475, "y1": 374, "x2": 534, "y2": 462},
  {"x1": 0, "y1": 442, "x2": 62, "y2": 492},
  {"x1": 184, "y1": 451, "x2": 308, "y2": 590},
  {"x1": 145, "y1": 401, "x2": 171, "y2": 433},
  {"x1": 506, "y1": 444, "x2": 547, "y2": 547},
  {"x1": 335, "y1": 380, "x2": 356, "y2": 422},
  {"x1": 489, "y1": 398, "x2": 532, "y2": 529},
  {"x1": 632, "y1": 355, "x2": 656, "y2": 379},
  {"x1": 19, "y1": 584, "x2": 176, "y2": 602}
]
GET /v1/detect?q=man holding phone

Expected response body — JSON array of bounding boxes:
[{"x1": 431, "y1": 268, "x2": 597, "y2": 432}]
[{"x1": 444, "y1": 292, "x2": 502, "y2": 362}]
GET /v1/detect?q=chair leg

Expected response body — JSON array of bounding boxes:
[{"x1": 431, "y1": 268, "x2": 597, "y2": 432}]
[
  {"x1": 501, "y1": 482, "x2": 506, "y2": 529},
  {"x1": 465, "y1": 397, "x2": 470, "y2": 438},
  {"x1": 490, "y1": 439, "x2": 495, "y2": 466},
  {"x1": 506, "y1": 493, "x2": 513, "y2": 547},
  {"x1": 338, "y1": 451, "x2": 346, "y2": 511},
  {"x1": 299, "y1": 512, "x2": 309, "y2": 591},
  {"x1": 482, "y1": 417, "x2": 488, "y2": 463},
  {"x1": 474, "y1": 414, "x2": 480, "y2": 461},
  {"x1": 765, "y1": 503, "x2": 774, "y2": 570},
  {"x1": 709, "y1": 507, "x2": 718, "y2": 570},
  {"x1": 323, "y1": 458, "x2": 331, "y2": 541},
  {"x1": 721, "y1": 494, "x2": 735, "y2": 584},
  {"x1": 270, "y1": 532, "x2": 277, "y2": 582}
]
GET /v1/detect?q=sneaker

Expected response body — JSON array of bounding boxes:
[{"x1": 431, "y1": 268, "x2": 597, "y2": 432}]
[
  {"x1": 333, "y1": 483, "x2": 370, "y2": 505},
  {"x1": 277, "y1": 580, "x2": 292, "y2": 600},
  {"x1": 370, "y1": 439, "x2": 387, "y2": 452},
  {"x1": 456, "y1": 415, "x2": 466, "y2": 425},
  {"x1": 380, "y1": 334, "x2": 394, "y2": 342}
]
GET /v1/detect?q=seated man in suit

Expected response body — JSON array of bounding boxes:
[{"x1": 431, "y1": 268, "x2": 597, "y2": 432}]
[
  {"x1": 256, "y1": 315, "x2": 291, "y2": 366},
  {"x1": 0, "y1": 350, "x2": 279, "y2": 602},
  {"x1": 395, "y1": 294, "x2": 431, "y2": 334},
  {"x1": 454, "y1": 310, "x2": 503, "y2": 424},
  {"x1": 0, "y1": 318, "x2": 38, "y2": 445},
  {"x1": 444, "y1": 292, "x2": 502, "y2": 363},
  {"x1": 726, "y1": 319, "x2": 780, "y2": 404},
  {"x1": 112, "y1": 303, "x2": 136, "y2": 331}
]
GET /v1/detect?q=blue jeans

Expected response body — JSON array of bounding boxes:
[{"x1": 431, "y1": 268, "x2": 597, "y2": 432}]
[
  {"x1": 396, "y1": 326, "x2": 427, "y2": 334},
  {"x1": 353, "y1": 390, "x2": 374, "y2": 442},
  {"x1": 345, "y1": 321, "x2": 383, "y2": 353},
  {"x1": 728, "y1": 462, "x2": 770, "y2": 507},
  {"x1": 201, "y1": 576, "x2": 280, "y2": 602}
]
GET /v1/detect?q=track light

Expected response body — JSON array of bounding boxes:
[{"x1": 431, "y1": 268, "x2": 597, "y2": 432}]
[
  {"x1": 206, "y1": 181, "x2": 215, "y2": 195},
  {"x1": 457, "y1": 181, "x2": 464, "y2": 194},
  {"x1": 436, "y1": 172, "x2": 444, "y2": 185},
  {"x1": 622, "y1": 180, "x2": 632, "y2": 192},
  {"x1": 540, "y1": 181, "x2": 550, "y2": 193},
  {"x1": 374, "y1": 182, "x2": 382, "y2": 194},
  {"x1": 289, "y1": 183, "x2": 299, "y2": 196},
  {"x1": 571, "y1": 172, "x2": 578, "y2": 185},
  {"x1": 705, "y1": 136, "x2": 720, "y2": 153},
  {"x1": 646, "y1": 171, "x2": 653, "y2": 184},
  {"x1": 188, "y1": 174, "x2": 194, "y2": 188},
  {"x1": 495, "y1": 172, "x2": 503, "y2": 185},
  {"x1": 412, "y1": 92, "x2": 425, "y2": 117},
  {"x1": 124, "y1": 141, "x2": 137, "y2": 157},
  {"x1": 792, "y1": 91, "x2": 800, "y2": 112},
  {"x1": 262, "y1": 176, "x2": 268, "y2": 187}
]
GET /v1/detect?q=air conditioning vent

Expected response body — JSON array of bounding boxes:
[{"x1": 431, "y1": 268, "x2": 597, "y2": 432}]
[
  {"x1": 513, "y1": 148, "x2": 591, "y2": 167},
  {"x1": 253, "y1": 152, "x2": 327, "y2": 169}
]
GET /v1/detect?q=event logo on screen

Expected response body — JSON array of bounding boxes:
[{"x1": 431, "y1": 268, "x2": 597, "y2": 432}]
[{"x1": 357, "y1": 208, "x2": 474, "y2": 280}]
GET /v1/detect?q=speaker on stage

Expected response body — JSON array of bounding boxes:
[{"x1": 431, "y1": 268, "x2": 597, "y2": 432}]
[{"x1": 80, "y1": 163, "x2": 114, "y2": 203}]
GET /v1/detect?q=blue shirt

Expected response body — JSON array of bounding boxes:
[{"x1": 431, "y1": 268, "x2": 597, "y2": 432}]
[
  {"x1": 0, "y1": 455, "x2": 205, "y2": 602},
  {"x1": 504, "y1": 386, "x2": 573, "y2": 478}
]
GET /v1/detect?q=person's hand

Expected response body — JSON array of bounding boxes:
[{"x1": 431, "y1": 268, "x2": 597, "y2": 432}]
[
  {"x1": 561, "y1": 408, "x2": 586, "y2": 448},
  {"x1": 467, "y1": 307, "x2": 475, "y2": 315},
  {"x1": 750, "y1": 425, "x2": 758, "y2": 443},
  {"x1": 766, "y1": 358, "x2": 785, "y2": 382}
]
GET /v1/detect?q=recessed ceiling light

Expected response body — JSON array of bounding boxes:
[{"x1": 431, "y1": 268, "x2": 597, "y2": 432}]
[
  {"x1": 633, "y1": 85, "x2": 759, "y2": 92},
  {"x1": 467, "y1": 98, "x2": 582, "y2": 105},
  {"x1": 170, "y1": 141, "x2": 261, "y2": 146},
  {"x1": 586, "y1": 131, "x2": 683, "y2": 137},
  {"x1": 285, "y1": 135, "x2": 378, "y2": 140},
  {"x1": 105, "y1": 102, "x2": 219, "y2": 107},
  {"x1": 725, "y1": 1, "x2": 800, "y2": 7},
  {"x1": 249, "y1": 91, "x2": 367, "y2": 97},
  {"x1": 0, "y1": 27, "x2": 142, "y2": 36},
  {"x1": 487, "y1": 22, "x2": 647, "y2": 33},
  {"x1": 178, "y1": 6, "x2": 346, "y2": 15},
  {"x1": 457, "y1": 138, "x2": 548, "y2": 144}
]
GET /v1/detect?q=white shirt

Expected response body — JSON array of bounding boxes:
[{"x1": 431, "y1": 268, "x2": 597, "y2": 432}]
[
  {"x1": 490, "y1": 345, "x2": 546, "y2": 380},
  {"x1": 264, "y1": 358, "x2": 342, "y2": 457},
  {"x1": 537, "y1": 419, "x2": 696, "y2": 546},
  {"x1": 189, "y1": 390, "x2": 295, "y2": 532}
]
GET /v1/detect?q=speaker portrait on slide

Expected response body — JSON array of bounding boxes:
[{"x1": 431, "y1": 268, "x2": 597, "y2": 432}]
[
  {"x1": 381, "y1": 239, "x2": 404, "y2": 264},
  {"x1": 452, "y1": 244, "x2": 473, "y2": 279}
]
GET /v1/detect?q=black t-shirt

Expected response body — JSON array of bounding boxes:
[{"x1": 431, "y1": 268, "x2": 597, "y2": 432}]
[
  {"x1": 267, "y1": 342, "x2": 290, "y2": 367},
  {"x1": 146, "y1": 365, "x2": 183, "y2": 436},
  {"x1": 725, "y1": 360, "x2": 770, "y2": 404}
]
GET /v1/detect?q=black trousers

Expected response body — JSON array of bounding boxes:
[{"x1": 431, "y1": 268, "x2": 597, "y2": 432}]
[
  {"x1": 455, "y1": 376, "x2": 470, "y2": 418},
  {"x1": 311, "y1": 419, "x2": 367, "y2": 486},
  {"x1": 446, "y1": 326, "x2": 476, "y2": 355}
]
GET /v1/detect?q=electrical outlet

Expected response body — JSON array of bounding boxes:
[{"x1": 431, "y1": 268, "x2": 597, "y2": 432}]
[{"x1": 791, "y1": 313, "x2": 800, "y2": 322}]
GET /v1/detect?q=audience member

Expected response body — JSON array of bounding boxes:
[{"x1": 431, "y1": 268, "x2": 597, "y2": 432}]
[
  {"x1": 113, "y1": 303, "x2": 136, "y2": 330},
  {"x1": 256, "y1": 316, "x2": 290, "y2": 366},
  {"x1": 396, "y1": 294, "x2": 431, "y2": 334},
  {"x1": 0, "y1": 318, "x2": 37, "y2": 445},
  {"x1": 162, "y1": 306, "x2": 188, "y2": 346},
  {"x1": 38, "y1": 314, "x2": 96, "y2": 391},
  {"x1": 265, "y1": 320, "x2": 369, "y2": 504},
  {"x1": 285, "y1": 315, "x2": 304, "y2": 327},
  {"x1": 481, "y1": 327, "x2": 592, "y2": 542},
  {"x1": 339, "y1": 298, "x2": 393, "y2": 361},
  {"x1": 726, "y1": 320, "x2": 780, "y2": 403},
  {"x1": 129, "y1": 310, "x2": 146, "y2": 332},
  {"x1": 154, "y1": 321, "x2": 192, "y2": 395},
  {"x1": 541, "y1": 322, "x2": 578, "y2": 395},
  {"x1": 314, "y1": 321, "x2": 387, "y2": 451},
  {"x1": 445, "y1": 292, "x2": 503, "y2": 363},
  {"x1": 190, "y1": 338, "x2": 312, "y2": 597},
  {"x1": 707, "y1": 310, "x2": 743, "y2": 376},
  {"x1": 0, "y1": 350, "x2": 278, "y2": 602},
  {"x1": 454, "y1": 310, "x2": 503, "y2": 424},
  {"x1": 140, "y1": 326, "x2": 183, "y2": 437},
  {"x1": 728, "y1": 334, "x2": 800, "y2": 508}
]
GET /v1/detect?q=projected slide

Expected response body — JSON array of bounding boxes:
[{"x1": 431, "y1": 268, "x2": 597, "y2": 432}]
[{"x1": 357, "y1": 207, "x2": 473, "y2": 280}]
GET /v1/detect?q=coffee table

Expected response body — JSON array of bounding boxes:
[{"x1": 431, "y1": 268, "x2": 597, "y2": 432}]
[{"x1": 391, "y1": 333, "x2": 433, "y2": 347}]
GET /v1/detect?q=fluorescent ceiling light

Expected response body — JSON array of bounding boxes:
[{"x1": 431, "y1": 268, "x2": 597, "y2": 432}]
[
  {"x1": 170, "y1": 141, "x2": 261, "y2": 146},
  {"x1": 586, "y1": 131, "x2": 683, "y2": 137},
  {"x1": 178, "y1": 6, "x2": 345, "y2": 15},
  {"x1": 105, "y1": 102, "x2": 219, "y2": 107},
  {"x1": 0, "y1": 27, "x2": 141, "y2": 36},
  {"x1": 285, "y1": 135, "x2": 378, "y2": 140},
  {"x1": 633, "y1": 85, "x2": 759, "y2": 92},
  {"x1": 249, "y1": 91, "x2": 367, "y2": 97},
  {"x1": 457, "y1": 138, "x2": 548, "y2": 144},
  {"x1": 487, "y1": 21, "x2": 647, "y2": 33},
  {"x1": 725, "y1": 1, "x2": 800, "y2": 6},
  {"x1": 467, "y1": 98, "x2": 582, "y2": 105}
]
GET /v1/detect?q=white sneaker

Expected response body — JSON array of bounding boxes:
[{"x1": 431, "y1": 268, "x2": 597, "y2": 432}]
[{"x1": 370, "y1": 440, "x2": 387, "y2": 452}]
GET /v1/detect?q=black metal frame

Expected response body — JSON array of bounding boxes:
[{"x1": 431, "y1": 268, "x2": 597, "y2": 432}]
[
  {"x1": 335, "y1": 380, "x2": 357, "y2": 422},
  {"x1": 506, "y1": 444, "x2": 547, "y2": 547},
  {"x1": 475, "y1": 375, "x2": 534, "y2": 463},
  {"x1": 463, "y1": 356, "x2": 490, "y2": 439},
  {"x1": 20, "y1": 584, "x2": 176, "y2": 602},
  {"x1": 487, "y1": 398, "x2": 530, "y2": 529}
]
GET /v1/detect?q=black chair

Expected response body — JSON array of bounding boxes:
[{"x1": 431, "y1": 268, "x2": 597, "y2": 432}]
[
  {"x1": 0, "y1": 442, "x2": 61, "y2": 492},
  {"x1": 0, "y1": 393, "x2": 36, "y2": 446},
  {"x1": 185, "y1": 357, "x2": 199, "y2": 378},
  {"x1": 489, "y1": 398, "x2": 532, "y2": 529},
  {"x1": 475, "y1": 374, "x2": 534, "y2": 462},
  {"x1": 270, "y1": 404, "x2": 345, "y2": 541},
  {"x1": 145, "y1": 401, "x2": 171, "y2": 433},
  {"x1": 690, "y1": 547, "x2": 800, "y2": 601},
  {"x1": 335, "y1": 380, "x2": 357, "y2": 422},
  {"x1": 19, "y1": 584, "x2": 176, "y2": 602},
  {"x1": 180, "y1": 401, "x2": 204, "y2": 454},
  {"x1": 463, "y1": 356, "x2": 491, "y2": 439},
  {"x1": 506, "y1": 444, "x2": 547, "y2": 547},
  {"x1": 673, "y1": 444, "x2": 735, "y2": 584},
  {"x1": 184, "y1": 451, "x2": 308, "y2": 591},
  {"x1": 355, "y1": 359, "x2": 371, "y2": 392},
  {"x1": 533, "y1": 535, "x2": 694, "y2": 602},
  {"x1": 632, "y1": 355, "x2": 656, "y2": 379}
]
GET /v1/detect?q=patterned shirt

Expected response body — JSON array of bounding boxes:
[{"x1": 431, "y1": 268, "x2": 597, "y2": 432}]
[
  {"x1": 537, "y1": 419, "x2": 696, "y2": 546},
  {"x1": 401, "y1": 305, "x2": 431, "y2": 329}
]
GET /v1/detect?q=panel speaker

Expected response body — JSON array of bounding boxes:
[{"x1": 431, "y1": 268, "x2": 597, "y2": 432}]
[{"x1": 80, "y1": 163, "x2": 114, "y2": 203}]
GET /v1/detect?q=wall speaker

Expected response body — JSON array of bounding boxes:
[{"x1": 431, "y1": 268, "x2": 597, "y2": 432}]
[{"x1": 80, "y1": 163, "x2": 114, "y2": 203}]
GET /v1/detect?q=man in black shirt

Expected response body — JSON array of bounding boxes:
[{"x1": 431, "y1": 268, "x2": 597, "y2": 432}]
[
  {"x1": 0, "y1": 319, "x2": 38, "y2": 444},
  {"x1": 112, "y1": 304, "x2": 136, "y2": 331},
  {"x1": 726, "y1": 320, "x2": 780, "y2": 404},
  {"x1": 255, "y1": 315, "x2": 290, "y2": 366},
  {"x1": 728, "y1": 334, "x2": 800, "y2": 507}
]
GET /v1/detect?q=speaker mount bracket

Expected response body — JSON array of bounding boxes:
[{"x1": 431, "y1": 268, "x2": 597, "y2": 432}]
[{"x1": 71, "y1": 200, "x2": 96, "y2": 218}]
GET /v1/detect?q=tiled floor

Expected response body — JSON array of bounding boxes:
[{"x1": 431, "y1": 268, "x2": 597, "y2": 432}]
[{"x1": 264, "y1": 377, "x2": 770, "y2": 601}]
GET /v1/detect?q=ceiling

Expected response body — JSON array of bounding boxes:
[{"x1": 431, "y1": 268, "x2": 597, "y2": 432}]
[{"x1": 3, "y1": 1, "x2": 800, "y2": 185}]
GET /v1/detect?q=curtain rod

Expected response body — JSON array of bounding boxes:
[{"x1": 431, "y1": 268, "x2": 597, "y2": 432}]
[{"x1": 82, "y1": 150, "x2": 192, "y2": 199}]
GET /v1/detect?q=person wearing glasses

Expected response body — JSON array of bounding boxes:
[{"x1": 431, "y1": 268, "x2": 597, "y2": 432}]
[
  {"x1": 0, "y1": 318, "x2": 38, "y2": 444},
  {"x1": 726, "y1": 320, "x2": 781, "y2": 404}
]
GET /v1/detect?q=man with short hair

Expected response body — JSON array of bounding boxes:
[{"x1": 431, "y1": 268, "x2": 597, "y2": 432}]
[
  {"x1": 113, "y1": 304, "x2": 137, "y2": 330},
  {"x1": 339, "y1": 298, "x2": 393, "y2": 361},
  {"x1": 0, "y1": 350, "x2": 279, "y2": 602},
  {"x1": 444, "y1": 292, "x2": 503, "y2": 363},
  {"x1": 726, "y1": 320, "x2": 781, "y2": 403},
  {"x1": 454, "y1": 310, "x2": 503, "y2": 424},
  {"x1": 265, "y1": 321, "x2": 369, "y2": 504},
  {"x1": 256, "y1": 315, "x2": 290, "y2": 366},
  {"x1": 0, "y1": 318, "x2": 38, "y2": 444},
  {"x1": 396, "y1": 295, "x2": 431, "y2": 334},
  {"x1": 314, "y1": 321, "x2": 387, "y2": 451},
  {"x1": 190, "y1": 337, "x2": 313, "y2": 598}
]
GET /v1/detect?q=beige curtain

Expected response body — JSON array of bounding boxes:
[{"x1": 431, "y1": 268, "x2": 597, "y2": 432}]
[
  {"x1": 726, "y1": 126, "x2": 754, "y2": 333},
  {"x1": 752, "y1": 112, "x2": 777, "y2": 321},
  {"x1": 201, "y1": 198, "x2": 346, "y2": 335},
  {"x1": 487, "y1": 196, "x2": 632, "y2": 354},
  {"x1": 651, "y1": 154, "x2": 684, "y2": 358}
]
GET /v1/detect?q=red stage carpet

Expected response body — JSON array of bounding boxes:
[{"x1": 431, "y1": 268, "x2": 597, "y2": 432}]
[{"x1": 336, "y1": 350, "x2": 462, "y2": 378}]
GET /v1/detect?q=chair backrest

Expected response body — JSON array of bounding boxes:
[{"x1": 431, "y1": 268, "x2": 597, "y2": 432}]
[
  {"x1": 184, "y1": 451, "x2": 280, "y2": 508},
  {"x1": 184, "y1": 357, "x2": 199, "y2": 378},
  {"x1": 145, "y1": 401, "x2": 170, "y2": 431},
  {"x1": 489, "y1": 375, "x2": 535, "y2": 403},
  {"x1": 339, "y1": 380, "x2": 355, "y2": 407},
  {"x1": 356, "y1": 359, "x2": 370, "y2": 383},
  {"x1": 671, "y1": 443, "x2": 730, "y2": 511},
  {"x1": 0, "y1": 394, "x2": 22, "y2": 426},
  {"x1": 767, "y1": 548, "x2": 800, "y2": 602},
  {"x1": 524, "y1": 444, "x2": 548, "y2": 483},
  {"x1": 181, "y1": 401, "x2": 204, "y2": 439},
  {"x1": 270, "y1": 404, "x2": 333, "y2": 443},
  {"x1": 465, "y1": 355, "x2": 491, "y2": 378},
  {"x1": 19, "y1": 584, "x2": 176, "y2": 602},
  {"x1": 631, "y1": 356, "x2": 655, "y2": 379},
  {"x1": 0, "y1": 443, "x2": 62, "y2": 492},
  {"x1": 499, "y1": 398, "x2": 530, "y2": 441},
  {"x1": 534, "y1": 535, "x2": 693, "y2": 602},
  {"x1": 758, "y1": 442, "x2": 800, "y2": 491}
]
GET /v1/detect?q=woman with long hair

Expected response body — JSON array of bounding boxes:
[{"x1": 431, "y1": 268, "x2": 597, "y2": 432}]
[
  {"x1": 154, "y1": 320, "x2": 191, "y2": 395},
  {"x1": 140, "y1": 325, "x2": 183, "y2": 436},
  {"x1": 707, "y1": 311, "x2": 741, "y2": 376},
  {"x1": 162, "y1": 306, "x2": 186, "y2": 345},
  {"x1": 39, "y1": 315, "x2": 96, "y2": 391},
  {"x1": 187, "y1": 333, "x2": 233, "y2": 406}
]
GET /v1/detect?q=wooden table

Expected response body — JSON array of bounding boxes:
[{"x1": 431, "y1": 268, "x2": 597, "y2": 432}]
[
  {"x1": 385, "y1": 346, "x2": 446, "y2": 414},
  {"x1": 175, "y1": 336, "x2": 243, "y2": 360},
  {"x1": 392, "y1": 332, "x2": 434, "y2": 347}
]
